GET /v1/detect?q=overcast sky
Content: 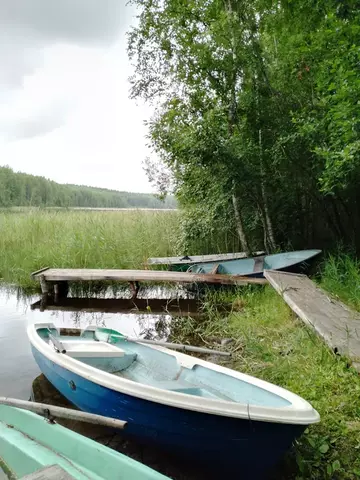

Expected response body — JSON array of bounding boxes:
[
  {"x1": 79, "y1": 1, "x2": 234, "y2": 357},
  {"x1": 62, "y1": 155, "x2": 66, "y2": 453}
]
[{"x1": 0, "y1": 0, "x2": 155, "y2": 193}]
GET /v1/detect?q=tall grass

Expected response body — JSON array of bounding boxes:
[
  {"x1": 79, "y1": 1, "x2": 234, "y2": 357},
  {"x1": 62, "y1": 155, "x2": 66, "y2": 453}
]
[
  {"x1": 171, "y1": 286, "x2": 360, "y2": 479},
  {"x1": 0, "y1": 209, "x2": 180, "y2": 289},
  {"x1": 320, "y1": 253, "x2": 360, "y2": 311}
]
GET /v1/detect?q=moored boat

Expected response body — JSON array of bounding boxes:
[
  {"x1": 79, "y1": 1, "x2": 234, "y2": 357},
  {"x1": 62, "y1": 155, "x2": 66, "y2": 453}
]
[
  {"x1": 187, "y1": 249, "x2": 322, "y2": 278},
  {"x1": 0, "y1": 401, "x2": 168, "y2": 479},
  {"x1": 28, "y1": 323, "x2": 320, "y2": 478},
  {"x1": 147, "y1": 251, "x2": 265, "y2": 271}
]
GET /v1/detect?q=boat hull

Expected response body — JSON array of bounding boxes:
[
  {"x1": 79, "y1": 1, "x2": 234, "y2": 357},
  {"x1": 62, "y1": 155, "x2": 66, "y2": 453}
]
[
  {"x1": 147, "y1": 252, "x2": 265, "y2": 272},
  {"x1": 32, "y1": 344, "x2": 305, "y2": 478},
  {"x1": 188, "y1": 249, "x2": 322, "y2": 278}
]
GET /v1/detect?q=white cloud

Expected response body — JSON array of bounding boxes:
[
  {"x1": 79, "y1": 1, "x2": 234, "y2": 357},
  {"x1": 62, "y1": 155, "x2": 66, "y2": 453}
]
[{"x1": 0, "y1": 1, "x2": 155, "y2": 193}]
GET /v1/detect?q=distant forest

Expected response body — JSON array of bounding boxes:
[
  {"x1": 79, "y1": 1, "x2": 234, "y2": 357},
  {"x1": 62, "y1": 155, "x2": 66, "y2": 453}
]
[{"x1": 0, "y1": 166, "x2": 177, "y2": 209}]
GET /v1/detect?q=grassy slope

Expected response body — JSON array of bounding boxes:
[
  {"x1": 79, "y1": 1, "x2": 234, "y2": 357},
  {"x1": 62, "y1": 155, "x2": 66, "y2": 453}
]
[
  {"x1": 0, "y1": 210, "x2": 180, "y2": 289},
  {"x1": 171, "y1": 286, "x2": 360, "y2": 479}
]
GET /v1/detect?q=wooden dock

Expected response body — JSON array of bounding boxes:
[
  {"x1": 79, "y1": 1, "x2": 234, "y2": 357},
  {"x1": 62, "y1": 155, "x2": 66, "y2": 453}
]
[
  {"x1": 264, "y1": 270, "x2": 360, "y2": 371},
  {"x1": 32, "y1": 267, "x2": 267, "y2": 299}
]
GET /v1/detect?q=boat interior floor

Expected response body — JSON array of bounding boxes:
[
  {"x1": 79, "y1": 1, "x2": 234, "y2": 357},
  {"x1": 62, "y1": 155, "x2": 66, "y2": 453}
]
[
  {"x1": 52, "y1": 338, "x2": 233, "y2": 401},
  {"x1": 116, "y1": 370, "x2": 234, "y2": 401},
  {"x1": 45, "y1": 329, "x2": 291, "y2": 407}
]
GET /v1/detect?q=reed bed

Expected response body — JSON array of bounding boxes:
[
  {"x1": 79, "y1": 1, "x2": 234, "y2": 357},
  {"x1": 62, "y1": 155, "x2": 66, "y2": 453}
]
[{"x1": 0, "y1": 209, "x2": 180, "y2": 289}]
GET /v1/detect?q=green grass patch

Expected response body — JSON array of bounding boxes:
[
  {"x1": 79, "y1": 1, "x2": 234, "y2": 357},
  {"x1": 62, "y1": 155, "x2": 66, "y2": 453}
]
[
  {"x1": 320, "y1": 253, "x2": 360, "y2": 311},
  {"x1": 171, "y1": 286, "x2": 360, "y2": 479},
  {"x1": 0, "y1": 209, "x2": 180, "y2": 289}
]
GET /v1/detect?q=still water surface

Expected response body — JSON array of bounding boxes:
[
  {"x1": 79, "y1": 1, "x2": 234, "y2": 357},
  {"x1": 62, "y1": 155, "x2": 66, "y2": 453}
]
[
  {"x1": 0, "y1": 286, "x2": 195, "y2": 399},
  {"x1": 0, "y1": 285, "x2": 215, "y2": 479}
]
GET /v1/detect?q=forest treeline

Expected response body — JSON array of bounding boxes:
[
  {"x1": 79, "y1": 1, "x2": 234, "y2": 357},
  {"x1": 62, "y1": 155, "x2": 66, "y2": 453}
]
[
  {"x1": 128, "y1": 0, "x2": 360, "y2": 253},
  {"x1": 0, "y1": 166, "x2": 177, "y2": 209}
]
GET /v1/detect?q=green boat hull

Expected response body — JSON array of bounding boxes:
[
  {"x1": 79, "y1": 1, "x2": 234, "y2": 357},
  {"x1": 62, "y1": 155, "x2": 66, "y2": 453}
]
[{"x1": 0, "y1": 405, "x2": 168, "y2": 479}]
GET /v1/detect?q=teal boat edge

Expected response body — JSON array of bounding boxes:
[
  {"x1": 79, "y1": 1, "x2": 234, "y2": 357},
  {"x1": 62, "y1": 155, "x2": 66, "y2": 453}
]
[
  {"x1": 0, "y1": 404, "x2": 169, "y2": 480},
  {"x1": 188, "y1": 249, "x2": 322, "y2": 277}
]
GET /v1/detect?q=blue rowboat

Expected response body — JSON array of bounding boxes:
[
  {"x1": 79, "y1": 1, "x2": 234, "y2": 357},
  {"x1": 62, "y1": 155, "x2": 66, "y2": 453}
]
[
  {"x1": 28, "y1": 323, "x2": 320, "y2": 478},
  {"x1": 187, "y1": 249, "x2": 322, "y2": 278}
]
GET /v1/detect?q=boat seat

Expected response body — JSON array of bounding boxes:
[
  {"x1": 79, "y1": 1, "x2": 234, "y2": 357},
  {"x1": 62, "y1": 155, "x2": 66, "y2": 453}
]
[
  {"x1": 253, "y1": 255, "x2": 265, "y2": 273},
  {"x1": 150, "y1": 380, "x2": 232, "y2": 400},
  {"x1": 55, "y1": 340, "x2": 127, "y2": 358},
  {"x1": 20, "y1": 465, "x2": 76, "y2": 480}
]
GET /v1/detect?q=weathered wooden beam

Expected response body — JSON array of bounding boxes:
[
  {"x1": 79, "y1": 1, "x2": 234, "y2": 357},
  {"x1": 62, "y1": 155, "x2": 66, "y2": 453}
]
[
  {"x1": 30, "y1": 267, "x2": 50, "y2": 279},
  {"x1": 210, "y1": 264, "x2": 220, "y2": 274},
  {"x1": 39, "y1": 275, "x2": 49, "y2": 294},
  {"x1": 31, "y1": 268, "x2": 267, "y2": 286},
  {"x1": 0, "y1": 397, "x2": 127, "y2": 429},
  {"x1": 264, "y1": 269, "x2": 360, "y2": 372}
]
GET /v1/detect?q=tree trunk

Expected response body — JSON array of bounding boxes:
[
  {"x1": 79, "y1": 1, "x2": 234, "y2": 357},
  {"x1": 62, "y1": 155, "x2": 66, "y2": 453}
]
[
  {"x1": 225, "y1": 1, "x2": 250, "y2": 254},
  {"x1": 257, "y1": 82, "x2": 276, "y2": 251},
  {"x1": 260, "y1": 170, "x2": 276, "y2": 251},
  {"x1": 258, "y1": 201, "x2": 270, "y2": 252},
  {"x1": 232, "y1": 193, "x2": 250, "y2": 254}
]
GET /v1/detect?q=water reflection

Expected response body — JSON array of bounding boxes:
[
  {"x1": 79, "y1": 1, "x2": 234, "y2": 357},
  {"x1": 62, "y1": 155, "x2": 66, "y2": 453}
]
[
  {"x1": 31, "y1": 296, "x2": 201, "y2": 316},
  {"x1": 0, "y1": 284, "x2": 201, "y2": 399},
  {"x1": 1, "y1": 284, "x2": 226, "y2": 479}
]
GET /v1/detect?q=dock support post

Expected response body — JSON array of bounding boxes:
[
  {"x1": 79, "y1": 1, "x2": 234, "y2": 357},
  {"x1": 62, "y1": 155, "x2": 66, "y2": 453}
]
[
  {"x1": 39, "y1": 275, "x2": 49, "y2": 295},
  {"x1": 129, "y1": 281, "x2": 140, "y2": 299},
  {"x1": 54, "y1": 281, "x2": 69, "y2": 300},
  {"x1": 40, "y1": 294, "x2": 48, "y2": 312}
]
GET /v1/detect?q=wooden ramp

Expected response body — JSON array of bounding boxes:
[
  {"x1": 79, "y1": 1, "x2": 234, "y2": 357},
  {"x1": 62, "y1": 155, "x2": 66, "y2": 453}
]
[
  {"x1": 264, "y1": 270, "x2": 360, "y2": 371},
  {"x1": 32, "y1": 268, "x2": 266, "y2": 299}
]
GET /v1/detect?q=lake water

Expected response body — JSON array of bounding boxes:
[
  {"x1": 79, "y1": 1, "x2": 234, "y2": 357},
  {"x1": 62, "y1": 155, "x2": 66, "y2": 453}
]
[
  {"x1": 0, "y1": 285, "x2": 198, "y2": 399},
  {"x1": 0, "y1": 285, "x2": 208, "y2": 479}
]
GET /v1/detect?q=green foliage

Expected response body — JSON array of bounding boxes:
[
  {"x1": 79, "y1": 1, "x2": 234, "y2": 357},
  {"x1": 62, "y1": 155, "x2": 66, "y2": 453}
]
[
  {"x1": 320, "y1": 253, "x2": 360, "y2": 311},
  {"x1": 129, "y1": 0, "x2": 360, "y2": 252},
  {"x1": 171, "y1": 286, "x2": 360, "y2": 479},
  {"x1": 0, "y1": 166, "x2": 177, "y2": 209},
  {"x1": 0, "y1": 210, "x2": 179, "y2": 289}
]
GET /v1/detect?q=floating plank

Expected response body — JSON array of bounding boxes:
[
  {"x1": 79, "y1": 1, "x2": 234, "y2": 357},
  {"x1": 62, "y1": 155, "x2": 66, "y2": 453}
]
[
  {"x1": 264, "y1": 270, "x2": 360, "y2": 371},
  {"x1": 31, "y1": 268, "x2": 267, "y2": 287},
  {"x1": 147, "y1": 251, "x2": 265, "y2": 266},
  {"x1": 31, "y1": 297, "x2": 202, "y2": 316}
]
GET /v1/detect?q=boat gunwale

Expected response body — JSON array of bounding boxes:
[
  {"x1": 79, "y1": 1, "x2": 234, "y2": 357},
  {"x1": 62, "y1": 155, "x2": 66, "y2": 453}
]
[{"x1": 28, "y1": 324, "x2": 320, "y2": 426}]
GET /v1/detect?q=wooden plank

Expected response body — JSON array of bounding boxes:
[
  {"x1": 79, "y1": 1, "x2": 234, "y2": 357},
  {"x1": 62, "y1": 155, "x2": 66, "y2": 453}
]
[
  {"x1": 147, "y1": 251, "x2": 266, "y2": 265},
  {"x1": 31, "y1": 268, "x2": 267, "y2": 286},
  {"x1": 210, "y1": 264, "x2": 220, "y2": 274},
  {"x1": 30, "y1": 267, "x2": 50, "y2": 279},
  {"x1": 264, "y1": 270, "x2": 360, "y2": 371},
  {"x1": 30, "y1": 297, "x2": 203, "y2": 316},
  {"x1": 39, "y1": 275, "x2": 49, "y2": 294},
  {"x1": 253, "y1": 255, "x2": 265, "y2": 273}
]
